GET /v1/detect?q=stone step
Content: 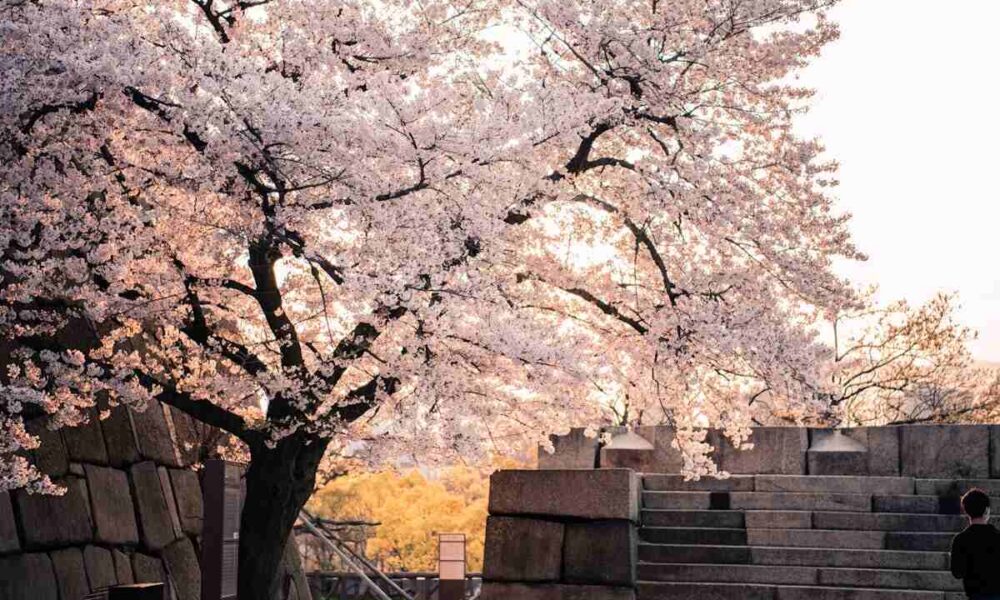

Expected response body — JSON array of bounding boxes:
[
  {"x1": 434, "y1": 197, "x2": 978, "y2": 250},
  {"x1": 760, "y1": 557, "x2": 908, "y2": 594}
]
[
  {"x1": 755, "y1": 475, "x2": 914, "y2": 495},
  {"x1": 818, "y1": 566, "x2": 961, "y2": 592},
  {"x1": 914, "y1": 479, "x2": 1000, "y2": 497},
  {"x1": 643, "y1": 491, "x2": 873, "y2": 511},
  {"x1": 731, "y1": 492, "x2": 872, "y2": 512},
  {"x1": 643, "y1": 508, "x2": 971, "y2": 531},
  {"x1": 639, "y1": 525, "x2": 955, "y2": 552},
  {"x1": 640, "y1": 527, "x2": 748, "y2": 546},
  {"x1": 812, "y1": 511, "x2": 967, "y2": 532},
  {"x1": 643, "y1": 491, "x2": 715, "y2": 510},
  {"x1": 641, "y1": 510, "x2": 745, "y2": 528},
  {"x1": 643, "y1": 475, "x2": 755, "y2": 492},
  {"x1": 745, "y1": 511, "x2": 812, "y2": 529},
  {"x1": 751, "y1": 546, "x2": 948, "y2": 570},
  {"x1": 884, "y1": 532, "x2": 953, "y2": 552},
  {"x1": 639, "y1": 582, "x2": 956, "y2": 600},
  {"x1": 745, "y1": 528, "x2": 955, "y2": 551},
  {"x1": 873, "y1": 495, "x2": 962, "y2": 514},
  {"x1": 747, "y1": 529, "x2": 886, "y2": 549},
  {"x1": 638, "y1": 563, "x2": 962, "y2": 592},
  {"x1": 639, "y1": 544, "x2": 948, "y2": 570},
  {"x1": 639, "y1": 563, "x2": 816, "y2": 586},
  {"x1": 638, "y1": 582, "x2": 949, "y2": 600},
  {"x1": 639, "y1": 544, "x2": 750, "y2": 565}
]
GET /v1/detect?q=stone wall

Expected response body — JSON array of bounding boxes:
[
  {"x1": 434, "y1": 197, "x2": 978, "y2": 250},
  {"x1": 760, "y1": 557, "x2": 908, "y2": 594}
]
[
  {"x1": 538, "y1": 425, "x2": 1000, "y2": 479},
  {"x1": 0, "y1": 399, "x2": 310, "y2": 600},
  {"x1": 481, "y1": 469, "x2": 639, "y2": 600},
  {"x1": 541, "y1": 425, "x2": 1000, "y2": 478}
]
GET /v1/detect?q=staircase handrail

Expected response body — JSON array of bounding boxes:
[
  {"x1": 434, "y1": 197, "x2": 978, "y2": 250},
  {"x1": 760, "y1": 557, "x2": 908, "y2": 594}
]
[{"x1": 299, "y1": 509, "x2": 415, "y2": 600}]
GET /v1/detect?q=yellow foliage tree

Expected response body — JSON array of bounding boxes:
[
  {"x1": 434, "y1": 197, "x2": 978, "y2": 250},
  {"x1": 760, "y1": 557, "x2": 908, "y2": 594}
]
[{"x1": 308, "y1": 466, "x2": 499, "y2": 572}]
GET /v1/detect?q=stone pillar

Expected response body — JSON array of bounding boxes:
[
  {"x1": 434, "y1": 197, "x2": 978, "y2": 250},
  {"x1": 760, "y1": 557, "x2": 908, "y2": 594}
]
[{"x1": 481, "y1": 469, "x2": 638, "y2": 600}]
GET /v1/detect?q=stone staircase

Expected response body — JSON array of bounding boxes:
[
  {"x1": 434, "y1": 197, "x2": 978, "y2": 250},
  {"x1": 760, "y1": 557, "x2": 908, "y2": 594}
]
[{"x1": 637, "y1": 474, "x2": 995, "y2": 600}]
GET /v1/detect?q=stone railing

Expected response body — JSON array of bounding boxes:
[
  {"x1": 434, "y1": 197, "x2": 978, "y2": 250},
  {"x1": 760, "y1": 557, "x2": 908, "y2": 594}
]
[
  {"x1": 482, "y1": 469, "x2": 640, "y2": 600},
  {"x1": 539, "y1": 425, "x2": 1000, "y2": 478}
]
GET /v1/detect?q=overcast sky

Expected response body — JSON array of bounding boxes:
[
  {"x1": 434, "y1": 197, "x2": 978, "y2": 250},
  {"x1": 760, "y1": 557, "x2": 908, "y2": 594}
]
[{"x1": 793, "y1": 0, "x2": 1000, "y2": 361}]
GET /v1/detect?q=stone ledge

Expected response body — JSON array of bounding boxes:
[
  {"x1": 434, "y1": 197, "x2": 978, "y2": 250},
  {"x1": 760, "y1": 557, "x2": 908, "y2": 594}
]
[{"x1": 489, "y1": 469, "x2": 638, "y2": 522}]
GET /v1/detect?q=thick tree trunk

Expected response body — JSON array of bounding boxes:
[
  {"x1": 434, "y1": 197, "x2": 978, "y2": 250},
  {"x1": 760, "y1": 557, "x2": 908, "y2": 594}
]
[{"x1": 237, "y1": 433, "x2": 328, "y2": 600}]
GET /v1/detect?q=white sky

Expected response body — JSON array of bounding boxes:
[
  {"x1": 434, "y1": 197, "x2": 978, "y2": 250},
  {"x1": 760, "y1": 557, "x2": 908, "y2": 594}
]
[{"x1": 793, "y1": 0, "x2": 1000, "y2": 361}]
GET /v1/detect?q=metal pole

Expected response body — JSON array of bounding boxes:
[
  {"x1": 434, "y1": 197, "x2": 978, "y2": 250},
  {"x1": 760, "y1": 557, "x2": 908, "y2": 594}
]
[{"x1": 298, "y1": 512, "x2": 394, "y2": 600}]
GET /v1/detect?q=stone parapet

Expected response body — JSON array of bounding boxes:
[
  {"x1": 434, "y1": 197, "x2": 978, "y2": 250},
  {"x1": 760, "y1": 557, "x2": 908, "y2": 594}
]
[
  {"x1": 545, "y1": 424, "x2": 1000, "y2": 478},
  {"x1": 489, "y1": 469, "x2": 639, "y2": 522}
]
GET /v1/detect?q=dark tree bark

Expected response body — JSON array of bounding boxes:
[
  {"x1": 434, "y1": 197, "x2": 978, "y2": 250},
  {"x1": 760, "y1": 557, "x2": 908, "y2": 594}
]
[{"x1": 237, "y1": 433, "x2": 330, "y2": 600}]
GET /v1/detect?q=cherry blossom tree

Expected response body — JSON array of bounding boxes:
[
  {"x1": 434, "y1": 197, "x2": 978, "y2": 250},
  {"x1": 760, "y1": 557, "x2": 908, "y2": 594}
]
[
  {"x1": 1, "y1": 0, "x2": 858, "y2": 596},
  {"x1": 818, "y1": 292, "x2": 1000, "y2": 426}
]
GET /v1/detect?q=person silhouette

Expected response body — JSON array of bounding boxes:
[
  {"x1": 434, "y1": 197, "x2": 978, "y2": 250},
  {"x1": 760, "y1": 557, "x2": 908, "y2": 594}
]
[{"x1": 951, "y1": 489, "x2": 1000, "y2": 599}]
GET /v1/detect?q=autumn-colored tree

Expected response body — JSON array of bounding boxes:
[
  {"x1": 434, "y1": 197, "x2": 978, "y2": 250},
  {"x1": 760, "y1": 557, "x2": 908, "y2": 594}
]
[
  {"x1": 308, "y1": 467, "x2": 493, "y2": 572},
  {"x1": 2, "y1": 1, "x2": 860, "y2": 596}
]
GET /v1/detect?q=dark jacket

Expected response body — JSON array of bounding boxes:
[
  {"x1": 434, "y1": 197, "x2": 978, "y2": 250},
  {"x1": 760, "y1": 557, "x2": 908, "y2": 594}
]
[{"x1": 951, "y1": 523, "x2": 1000, "y2": 597}]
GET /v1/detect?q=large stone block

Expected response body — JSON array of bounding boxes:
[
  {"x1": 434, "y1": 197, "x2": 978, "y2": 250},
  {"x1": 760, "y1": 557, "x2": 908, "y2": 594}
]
[
  {"x1": 0, "y1": 492, "x2": 20, "y2": 554},
  {"x1": 0, "y1": 553, "x2": 58, "y2": 600},
  {"x1": 169, "y1": 409, "x2": 203, "y2": 466},
  {"x1": 717, "y1": 428, "x2": 807, "y2": 475},
  {"x1": 85, "y1": 464, "x2": 140, "y2": 545},
  {"x1": 130, "y1": 401, "x2": 181, "y2": 466},
  {"x1": 112, "y1": 550, "x2": 135, "y2": 585},
  {"x1": 538, "y1": 428, "x2": 599, "y2": 470},
  {"x1": 482, "y1": 582, "x2": 635, "y2": 600},
  {"x1": 15, "y1": 477, "x2": 93, "y2": 549},
  {"x1": 131, "y1": 461, "x2": 180, "y2": 551},
  {"x1": 158, "y1": 466, "x2": 184, "y2": 539},
  {"x1": 50, "y1": 547, "x2": 90, "y2": 600},
  {"x1": 169, "y1": 469, "x2": 204, "y2": 536},
  {"x1": 25, "y1": 418, "x2": 69, "y2": 478},
  {"x1": 84, "y1": 545, "x2": 118, "y2": 590},
  {"x1": 862, "y1": 427, "x2": 901, "y2": 476},
  {"x1": 62, "y1": 408, "x2": 110, "y2": 465},
  {"x1": 900, "y1": 425, "x2": 989, "y2": 478},
  {"x1": 132, "y1": 553, "x2": 166, "y2": 583},
  {"x1": 563, "y1": 520, "x2": 636, "y2": 587},
  {"x1": 100, "y1": 403, "x2": 141, "y2": 467},
  {"x1": 489, "y1": 470, "x2": 638, "y2": 522},
  {"x1": 163, "y1": 537, "x2": 201, "y2": 600},
  {"x1": 483, "y1": 516, "x2": 563, "y2": 582}
]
